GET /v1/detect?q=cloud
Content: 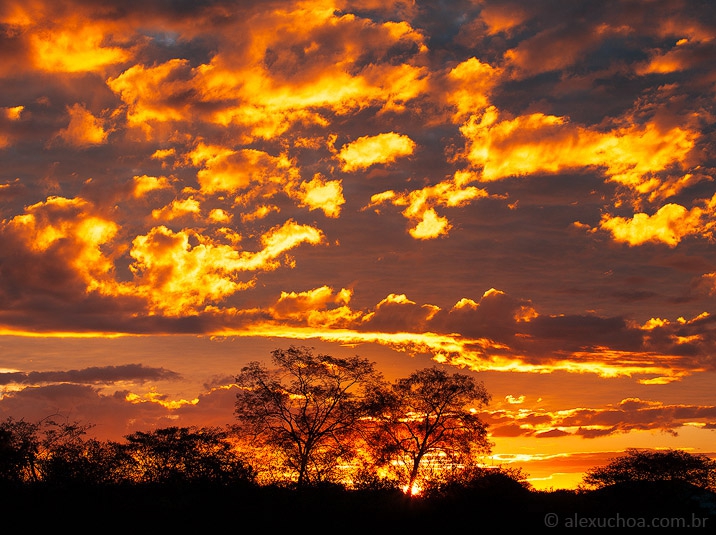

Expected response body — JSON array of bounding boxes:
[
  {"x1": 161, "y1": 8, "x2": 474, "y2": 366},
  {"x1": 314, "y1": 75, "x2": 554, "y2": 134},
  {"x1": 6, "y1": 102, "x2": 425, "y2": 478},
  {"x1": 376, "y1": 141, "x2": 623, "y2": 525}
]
[
  {"x1": 29, "y1": 21, "x2": 131, "y2": 73},
  {"x1": 0, "y1": 0, "x2": 715, "y2": 446},
  {"x1": 0, "y1": 364, "x2": 180, "y2": 386},
  {"x1": 336, "y1": 132, "x2": 416, "y2": 172},
  {"x1": 366, "y1": 170, "x2": 490, "y2": 239},
  {"x1": 599, "y1": 196, "x2": 716, "y2": 247},
  {"x1": 291, "y1": 174, "x2": 345, "y2": 218},
  {"x1": 124, "y1": 220, "x2": 325, "y2": 315},
  {"x1": 459, "y1": 107, "x2": 697, "y2": 188},
  {"x1": 187, "y1": 143, "x2": 297, "y2": 195},
  {"x1": 151, "y1": 197, "x2": 202, "y2": 221},
  {"x1": 0, "y1": 196, "x2": 119, "y2": 296},
  {"x1": 486, "y1": 396, "x2": 716, "y2": 439},
  {"x1": 0, "y1": 382, "x2": 233, "y2": 441},
  {"x1": 104, "y1": 7, "x2": 429, "y2": 139},
  {"x1": 132, "y1": 175, "x2": 173, "y2": 198}
]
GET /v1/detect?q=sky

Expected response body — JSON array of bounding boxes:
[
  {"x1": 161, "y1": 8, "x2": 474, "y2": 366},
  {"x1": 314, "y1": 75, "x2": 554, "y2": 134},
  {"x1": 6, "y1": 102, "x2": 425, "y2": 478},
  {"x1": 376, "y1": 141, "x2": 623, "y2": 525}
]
[{"x1": 0, "y1": 0, "x2": 715, "y2": 490}]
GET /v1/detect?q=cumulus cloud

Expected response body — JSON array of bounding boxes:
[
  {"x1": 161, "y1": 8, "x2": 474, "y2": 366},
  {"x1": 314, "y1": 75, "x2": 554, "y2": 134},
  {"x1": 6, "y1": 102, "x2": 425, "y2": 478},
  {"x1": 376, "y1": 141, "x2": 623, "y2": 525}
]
[{"x1": 337, "y1": 132, "x2": 416, "y2": 172}]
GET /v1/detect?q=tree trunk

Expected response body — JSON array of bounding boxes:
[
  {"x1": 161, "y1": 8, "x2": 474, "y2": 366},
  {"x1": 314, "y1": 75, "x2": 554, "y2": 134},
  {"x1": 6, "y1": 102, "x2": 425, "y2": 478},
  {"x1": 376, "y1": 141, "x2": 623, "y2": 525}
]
[{"x1": 407, "y1": 455, "x2": 422, "y2": 496}]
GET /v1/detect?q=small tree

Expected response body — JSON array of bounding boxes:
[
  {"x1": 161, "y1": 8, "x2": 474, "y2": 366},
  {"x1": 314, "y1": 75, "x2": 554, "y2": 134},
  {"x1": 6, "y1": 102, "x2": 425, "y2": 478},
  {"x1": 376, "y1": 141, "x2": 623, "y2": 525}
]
[
  {"x1": 365, "y1": 366, "x2": 491, "y2": 495},
  {"x1": 234, "y1": 346, "x2": 382, "y2": 486},
  {"x1": 582, "y1": 448, "x2": 716, "y2": 491}
]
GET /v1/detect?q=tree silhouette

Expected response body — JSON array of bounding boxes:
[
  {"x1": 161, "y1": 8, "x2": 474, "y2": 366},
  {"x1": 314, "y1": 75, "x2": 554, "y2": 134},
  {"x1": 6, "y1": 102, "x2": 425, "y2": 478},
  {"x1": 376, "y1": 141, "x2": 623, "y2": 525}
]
[
  {"x1": 123, "y1": 426, "x2": 254, "y2": 485},
  {"x1": 234, "y1": 346, "x2": 382, "y2": 486},
  {"x1": 582, "y1": 448, "x2": 716, "y2": 491},
  {"x1": 42, "y1": 437, "x2": 130, "y2": 486},
  {"x1": 0, "y1": 416, "x2": 93, "y2": 485},
  {"x1": 0, "y1": 417, "x2": 41, "y2": 484},
  {"x1": 365, "y1": 366, "x2": 491, "y2": 495}
]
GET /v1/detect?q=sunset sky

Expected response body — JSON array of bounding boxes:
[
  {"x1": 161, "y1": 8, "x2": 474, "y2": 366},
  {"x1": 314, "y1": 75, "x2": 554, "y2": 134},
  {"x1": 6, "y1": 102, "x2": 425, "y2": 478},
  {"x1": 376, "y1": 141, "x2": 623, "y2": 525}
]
[{"x1": 1, "y1": 0, "x2": 715, "y2": 490}]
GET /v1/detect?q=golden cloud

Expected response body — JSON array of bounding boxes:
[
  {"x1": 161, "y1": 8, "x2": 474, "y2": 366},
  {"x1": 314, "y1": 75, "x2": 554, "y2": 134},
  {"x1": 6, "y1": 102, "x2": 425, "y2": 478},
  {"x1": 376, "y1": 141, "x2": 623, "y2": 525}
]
[
  {"x1": 487, "y1": 396, "x2": 716, "y2": 439},
  {"x1": 107, "y1": 59, "x2": 194, "y2": 132},
  {"x1": 599, "y1": 202, "x2": 710, "y2": 247},
  {"x1": 126, "y1": 220, "x2": 325, "y2": 315},
  {"x1": 367, "y1": 170, "x2": 489, "y2": 239},
  {"x1": 2, "y1": 196, "x2": 119, "y2": 293},
  {"x1": 337, "y1": 132, "x2": 416, "y2": 172},
  {"x1": 291, "y1": 174, "x2": 345, "y2": 218},
  {"x1": 106, "y1": 8, "x2": 428, "y2": 140},
  {"x1": 188, "y1": 143, "x2": 297, "y2": 195},
  {"x1": 2, "y1": 106, "x2": 23, "y2": 121},
  {"x1": 447, "y1": 57, "x2": 502, "y2": 120},
  {"x1": 30, "y1": 20, "x2": 131, "y2": 73},
  {"x1": 132, "y1": 175, "x2": 173, "y2": 198},
  {"x1": 54, "y1": 104, "x2": 108, "y2": 148},
  {"x1": 270, "y1": 286, "x2": 361, "y2": 328},
  {"x1": 151, "y1": 197, "x2": 201, "y2": 221},
  {"x1": 461, "y1": 107, "x2": 697, "y2": 188}
]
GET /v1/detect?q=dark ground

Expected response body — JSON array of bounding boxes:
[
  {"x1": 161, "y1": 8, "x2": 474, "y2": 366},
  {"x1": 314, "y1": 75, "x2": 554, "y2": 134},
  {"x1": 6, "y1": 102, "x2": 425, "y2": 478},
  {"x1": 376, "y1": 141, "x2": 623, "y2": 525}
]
[{"x1": 2, "y1": 479, "x2": 714, "y2": 531}]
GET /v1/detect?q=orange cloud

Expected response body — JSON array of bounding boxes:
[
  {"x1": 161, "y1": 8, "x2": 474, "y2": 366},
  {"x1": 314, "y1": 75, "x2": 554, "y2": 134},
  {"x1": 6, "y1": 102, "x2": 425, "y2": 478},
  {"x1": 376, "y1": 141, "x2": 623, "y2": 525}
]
[
  {"x1": 187, "y1": 143, "x2": 297, "y2": 195},
  {"x1": 2, "y1": 196, "x2": 119, "y2": 293},
  {"x1": 635, "y1": 38, "x2": 714, "y2": 75},
  {"x1": 126, "y1": 220, "x2": 324, "y2": 315},
  {"x1": 104, "y1": 7, "x2": 428, "y2": 140},
  {"x1": 503, "y1": 21, "x2": 627, "y2": 79},
  {"x1": 107, "y1": 59, "x2": 195, "y2": 132},
  {"x1": 151, "y1": 197, "x2": 201, "y2": 221},
  {"x1": 486, "y1": 396, "x2": 716, "y2": 439},
  {"x1": 132, "y1": 175, "x2": 173, "y2": 198},
  {"x1": 599, "y1": 201, "x2": 713, "y2": 247},
  {"x1": 2, "y1": 106, "x2": 23, "y2": 121},
  {"x1": 240, "y1": 205, "x2": 280, "y2": 223},
  {"x1": 367, "y1": 170, "x2": 489, "y2": 239},
  {"x1": 479, "y1": 4, "x2": 528, "y2": 35},
  {"x1": 29, "y1": 18, "x2": 131, "y2": 73},
  {"x1": 337, "y1": 132, "x2": 416, "y2": 172},
  {"x1": 54, "y1": 104, "x2": 108, "y2": 148},
  {"x1": 446, "y1": 57, "x2": 502, "y2": 119},
  {"x1": 461, "y1": 107, "x2": 697, "y2": 189},
  {"x1": 270, "y1": 286, "x2": 361, "y2": 328},
  {"x1": 208, "y1": 209, "x2": 232, "y2": 224},
  {"x1": 291, "y1": 174, "x2": 345, "y2": 218}
]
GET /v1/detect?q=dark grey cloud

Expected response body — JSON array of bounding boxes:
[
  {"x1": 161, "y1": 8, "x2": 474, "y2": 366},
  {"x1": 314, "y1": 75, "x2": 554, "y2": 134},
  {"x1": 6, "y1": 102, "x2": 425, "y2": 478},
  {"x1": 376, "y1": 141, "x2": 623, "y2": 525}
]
[{"x1": 0, "y1": 364, "x2": 181, "y2": 385}]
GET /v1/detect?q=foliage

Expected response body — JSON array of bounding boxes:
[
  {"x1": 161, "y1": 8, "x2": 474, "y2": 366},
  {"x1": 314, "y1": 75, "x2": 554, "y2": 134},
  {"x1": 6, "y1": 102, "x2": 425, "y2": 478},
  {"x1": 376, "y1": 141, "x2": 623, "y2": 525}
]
[
  {"x1": 234, "y1": 345, "x2": 382, "y2": 486},
  {"x1": 123, "y1": 426, "x2": 254, "y2": 485},
  {"x1": 582, "y1": 448, "x2": 716, "y2": 491},
  {"x1": 0, "y1": 417, "x2": 41, "y2": 484},
  {"x1": 423, "y1": 464, "x2": 532, "y2": 497},
  {"x1": 0, "y1": 416, "x2": 254, "y2": 488},
  {"x1": 364, "y1": 366, "x2": 492, "y2": 495},
  {"x1": 42, "y1": 437, "x2": 131, "y2": 486},
  {"x1": 0, "y1": 415, "x2": 94, "y2": 485}
]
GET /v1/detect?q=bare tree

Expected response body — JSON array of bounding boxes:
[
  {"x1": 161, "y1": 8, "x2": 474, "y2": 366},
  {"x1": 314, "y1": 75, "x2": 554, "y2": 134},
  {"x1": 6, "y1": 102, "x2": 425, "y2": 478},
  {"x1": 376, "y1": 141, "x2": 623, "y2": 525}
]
[
  {"x1": 365, "y1": 366, "x2": 491, "y2": 495},
  {"x1": 234, "y1": 346, "x2": 382, "y2": 486}
]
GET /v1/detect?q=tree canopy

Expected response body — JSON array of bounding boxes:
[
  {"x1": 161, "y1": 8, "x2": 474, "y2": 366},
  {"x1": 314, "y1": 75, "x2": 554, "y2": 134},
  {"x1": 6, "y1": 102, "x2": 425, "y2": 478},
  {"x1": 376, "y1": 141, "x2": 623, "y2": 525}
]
[
  {"x1": 234, "y1": 345, "x2": 382, "y2": 486},
  {"x1": 365, "y1": 366, "x2": 492, "y2": 495},
  {"x1": 582, "y1": 448, "x2": 716, "y2": 491}
]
